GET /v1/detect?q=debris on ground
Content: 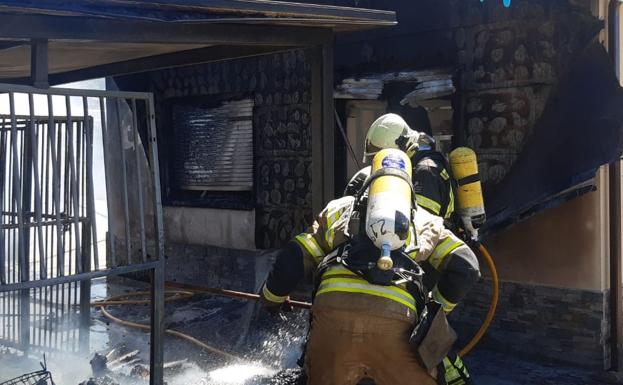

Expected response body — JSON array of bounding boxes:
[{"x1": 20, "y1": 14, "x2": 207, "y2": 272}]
[{"x1": 0, "y1": 356, "x2": 55, "y2": 385}]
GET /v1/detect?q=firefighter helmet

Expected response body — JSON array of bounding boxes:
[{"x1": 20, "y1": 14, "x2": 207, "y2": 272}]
[{"x1": 363, "y1": 113, "x2": 420, "y2": 163}]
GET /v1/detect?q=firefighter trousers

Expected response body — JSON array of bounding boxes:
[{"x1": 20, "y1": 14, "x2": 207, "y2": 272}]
[{"x1": 305, "y1": 306, "x2": 437, "y2": 385}]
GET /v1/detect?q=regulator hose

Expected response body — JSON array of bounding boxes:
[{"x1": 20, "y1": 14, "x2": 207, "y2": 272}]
[{"x1": 458, "y1": 243, "x2": 499, "y2": 357}]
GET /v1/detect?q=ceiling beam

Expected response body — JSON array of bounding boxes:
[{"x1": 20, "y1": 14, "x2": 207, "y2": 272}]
[
  {"x1": 30, "y1": 39, "x2": 49, "y2": 88},
  {"x1": 2, "y1": 44, "x2": 295, "y2": 86}
]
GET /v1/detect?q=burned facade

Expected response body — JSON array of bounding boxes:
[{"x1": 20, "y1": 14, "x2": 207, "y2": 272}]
[
  {"x1": 3, "y1": 0, "x2": 623, "y2": 383},
  {"x1": 328, "y1": 0, "x2": 620, "y2": 370},
  {"x1": 109, "y1": 0, "x2": 623, "y2": 370},
  {"x1": 0, "y1": 2, "x2": 395, "y2": 384},
  {"x1": 148, "y1": 51, "x2": 314, "y2": 250}
]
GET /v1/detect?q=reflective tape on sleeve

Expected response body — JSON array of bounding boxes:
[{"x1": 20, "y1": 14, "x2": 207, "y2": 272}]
[
  {"x1": 295, "y1": 234, "x2": 325, "y2": 263},
  {"x1": 428, "y1": 235, "x2": 464, "y2": 269},
  {"x1": 416, "y1": 194, "x2": 442, "y2": 215},
  {"x1": 432, "y1": 286, "x2": 457, "y2": 313},
  {"x1": 262, "y1": 284, "x2": 287, "y2": 304}
]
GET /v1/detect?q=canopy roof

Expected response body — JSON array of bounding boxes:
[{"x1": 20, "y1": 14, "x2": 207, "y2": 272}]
[{"x1": 0, "y1": 0, "x2": 396, "y2": 84}]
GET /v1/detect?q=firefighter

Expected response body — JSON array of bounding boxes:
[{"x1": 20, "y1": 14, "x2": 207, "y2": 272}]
[
  {"x1": 344, "y1": 113, "x2": 478, "y2": 385},
  {"x1": 361, "y1": 113, "x2": 456, "y2": 224},
  {"x1": 259, "y1": 149, "x2": 480, "y2": 385}
]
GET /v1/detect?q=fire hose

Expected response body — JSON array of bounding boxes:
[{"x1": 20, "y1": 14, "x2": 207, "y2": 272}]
[
  {"x1": 92, "y1": 244, "x2": 498, "y2": 360},
  {"x1": 458, "y1": 243, "x2": 499, "y2": 357}
]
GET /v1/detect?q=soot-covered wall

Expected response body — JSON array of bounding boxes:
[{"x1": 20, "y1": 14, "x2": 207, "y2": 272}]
[
  {"x1": 330, "y1": 0, "x2": 600, "y2": 190},
  {"x1": 148, "y1": 50, "x2": 314, "y2": 249}
]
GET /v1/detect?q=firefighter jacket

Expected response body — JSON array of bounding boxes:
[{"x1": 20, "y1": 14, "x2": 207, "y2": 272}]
[
  {"x1": 261, "y1": 196, "x2": 480, "y2": 316},
  {"x1": 412, "y1": 150, "x2": 455, "y2": 221}
]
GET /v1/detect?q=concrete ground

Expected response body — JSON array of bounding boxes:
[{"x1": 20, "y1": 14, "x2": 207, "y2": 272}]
[
  {"x1": 466, "y1": 349, "x2": 613, "y2": 385},
  {"x1": 1, "y1": 277, "x2": 616, "y2": 385}
]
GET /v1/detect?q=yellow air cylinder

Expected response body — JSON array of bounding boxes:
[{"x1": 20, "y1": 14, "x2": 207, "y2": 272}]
[
  {"x1": 365, "y1": 149, "x2": 413, "y2": 270},
  {"x1": 449, "y1": 147, "x2": 486, "y2": 239}
]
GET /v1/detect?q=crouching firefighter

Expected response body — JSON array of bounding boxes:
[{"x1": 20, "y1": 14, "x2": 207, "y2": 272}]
[{"x1": 259, "y1": 148, "x2": 480, "y2": 385}]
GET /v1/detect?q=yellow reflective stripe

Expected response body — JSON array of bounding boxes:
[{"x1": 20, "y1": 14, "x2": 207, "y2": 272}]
[
  {"x1": 429, "y1": 236, "x2": 464, "y2": 269},
  {"x1": 295, "y1": 234, "x2": 324, "y2": 262},
  {"x1": 416, "y1": 194, "x2": 441, "y2": 215},
  {"x1": 325, "y1": 228, "x2": 336, "y2": 249},
  {"x1": 432, "y1": 286, "x2": 457, "y2": 313},
  {"x1": 440, "y1": 169, "x2": 450, "y2": 181},
  {"x1": 322, "y1": 265, "x2": 358, "y2": 278},
  {"x1": 443, "y1": 355, "x2": 468, "y2": 383},
  {"x1": 443, "y1": 357, "x2": 452, "y2": 368},
  {"x1": 445, "y1": 188, "x2": 455, "y2": 219},
  {"x1": 262, "y1": 284, "x2": 287, "y2": 304},
  {"x1": 317, "y1": 277, "x2": 416, "y2": 311},
  {"x1": 326, "y1": 208, "x2": 341, "y2": 228}
]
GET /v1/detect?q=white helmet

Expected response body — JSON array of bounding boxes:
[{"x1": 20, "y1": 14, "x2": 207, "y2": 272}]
[{"x1": 363, "y1": 113, "x2": 420, "y2": 163}]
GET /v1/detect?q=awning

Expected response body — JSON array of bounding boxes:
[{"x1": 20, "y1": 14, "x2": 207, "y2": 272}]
[
  {"x1": 481, "y1": 42, "x2": 623, "y2": 237},
  {"x1": 0, "y1": 0, "x2": 396, "y2": 84}
]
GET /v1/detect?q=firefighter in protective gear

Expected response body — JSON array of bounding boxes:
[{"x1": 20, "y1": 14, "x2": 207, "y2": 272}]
[
  {"x1": 363, "y1": 113, "x2": 456, "y2": 223},
  {"x1": 259, "y1": 170, "x2": 480, "y2": 385},
  {"x1": 357, "y1": 113, "x2": 475, "y2": 385}
]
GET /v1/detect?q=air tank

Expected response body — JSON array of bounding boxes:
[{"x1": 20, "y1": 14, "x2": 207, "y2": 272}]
[
  {"x1": 365, "y1": 149, "x2": 413, "y2": 270},
  {"x1": 449, "y1": 147, "x2": 486, "y2": 240}
]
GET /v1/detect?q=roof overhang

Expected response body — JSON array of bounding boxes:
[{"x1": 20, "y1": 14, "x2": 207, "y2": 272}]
[{"x1": 0, "y1": 0, "x2": 396, "y2": 84}]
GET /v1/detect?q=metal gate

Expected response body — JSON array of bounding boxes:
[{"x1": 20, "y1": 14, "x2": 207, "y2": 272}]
[{"x1": 0, "y1": 84, "x2": 165, "y2": 384}]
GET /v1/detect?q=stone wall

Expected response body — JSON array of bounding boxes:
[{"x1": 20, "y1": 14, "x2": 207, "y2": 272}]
[
  {"x1": 456, "y1": 5, "x2": 600, "y2": 188},
  {"x1": 163, "y1": 243, "x2": 274, "y2": 292},
  {"x1": 450, "y1": 279, "x2": 609, "y2": 369},
  {"x1": 148, "y1": 50, "x2": 313, "y2": 249}
]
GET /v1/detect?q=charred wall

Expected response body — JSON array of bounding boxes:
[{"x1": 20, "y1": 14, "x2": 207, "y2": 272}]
[
  {"x1": 329, "y1": 0, "x2": 607, "y2": 368},
  {"x1": 458, "y1": 8, "x2": 601, "y2": 189},
  {"x1": 146, "y1": 50, "x2": 313, "y2": 249},
  {"x1": 333, "y1": 0, "x2": 600, "y2": 190}
]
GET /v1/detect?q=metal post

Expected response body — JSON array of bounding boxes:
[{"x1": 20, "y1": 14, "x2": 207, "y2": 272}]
[
  {"x1": 100, "y1": 97, "x2": 116, "y2": 268},
  {"x1": 149, "y1": 262, "x2": 165, "y2": 385},
  {"x1": 84, "y1": 97, "x2": 99, "y2": 269},
  {"x1": 79, "y1": 219, "x2": 91, "y2": 353},
  {"x1": 65, "y1": 96, "x2": 82, "y2": 273},
  {"x1": 115, "y1": 98, "x2": 132, "y2": 264},
  {"x1": 131, "y1": 99, "x2": 147, "y2": 262},
  {"x1": 147, "y1": 94, "x2": 165, "y2": 385},
  {"x1": 29, "y1": 94, "x2": 46, "y2": 279},
  {"x1": 0, "y1": 121, "x2": 6, "y2": 285},
  {"x1": 609, "y1": 0, "x2": 623, "y2": 371},
  {"x1": 310, "y1": 46, "x2": 323, "y2": 215},
  {"x1": 12, "y1": 92, "x2": 31, "y2": 351},
  {"x1": 47, "y1": 96, "x2": 63, "y2": 277},
  {"x1": 321, "y1": 39, "x2": 335, "y2": 203},
  {"x1": 30, "y1": 39, "x2": 48, "y2": 89},
  {"x1": 310, "y1": 40, "x2": 335, "y2": 212},
  {"x1": 80, "y1": 96, "x2": 94, "y2": 353}
]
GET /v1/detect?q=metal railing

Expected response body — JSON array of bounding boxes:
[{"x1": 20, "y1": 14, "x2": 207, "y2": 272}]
[{"x1": 0, "y1": 84, "x2": 165, "y2": 385}]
